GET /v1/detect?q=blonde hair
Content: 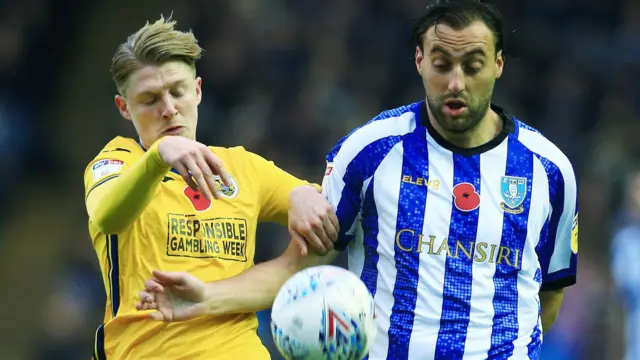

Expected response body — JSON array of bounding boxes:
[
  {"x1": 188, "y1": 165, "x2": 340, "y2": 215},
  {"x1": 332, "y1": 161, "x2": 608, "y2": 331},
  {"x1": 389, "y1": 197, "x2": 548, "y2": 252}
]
[{"x1": 110, "y1": 15, "x2": 203, "y2": 95}]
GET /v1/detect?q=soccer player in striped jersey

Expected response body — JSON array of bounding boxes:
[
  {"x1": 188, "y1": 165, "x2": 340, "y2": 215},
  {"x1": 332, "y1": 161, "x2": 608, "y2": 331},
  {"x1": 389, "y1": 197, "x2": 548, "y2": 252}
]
[{"x1": 136, "y1": 1, "x2": 577, "y2": 359}]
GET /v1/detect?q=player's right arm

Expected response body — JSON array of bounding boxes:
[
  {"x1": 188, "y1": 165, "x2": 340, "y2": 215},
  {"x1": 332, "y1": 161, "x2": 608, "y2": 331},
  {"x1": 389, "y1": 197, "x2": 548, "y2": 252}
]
[{"x1": 85, "y1": 136, "x2": 231, "y2": 234}]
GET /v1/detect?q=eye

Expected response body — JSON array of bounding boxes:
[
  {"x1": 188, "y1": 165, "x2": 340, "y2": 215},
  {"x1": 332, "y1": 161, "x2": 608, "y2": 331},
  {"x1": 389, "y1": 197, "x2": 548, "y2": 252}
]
[
  {"x1": 142, "y1": 96, "x2": 158, "y2": 105},
  {"x1": 432, "y1": 59, "x2": 451, "y2": 72},
  {"x1": 464, "y1": 62, "x2": 484, "y2": 75}
]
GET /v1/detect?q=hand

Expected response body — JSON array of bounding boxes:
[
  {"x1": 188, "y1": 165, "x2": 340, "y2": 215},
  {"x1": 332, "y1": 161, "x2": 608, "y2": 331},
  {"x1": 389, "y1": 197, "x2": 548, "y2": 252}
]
[
  {"x1": 136, "y1": 270, "x2": 210, "y2": 322},
  {"x1": 158, "y1": 136, "x2": 233, "y2": 200},
  {"x1": 288, "y1": 185, "x2": 339, "y2": 255}
]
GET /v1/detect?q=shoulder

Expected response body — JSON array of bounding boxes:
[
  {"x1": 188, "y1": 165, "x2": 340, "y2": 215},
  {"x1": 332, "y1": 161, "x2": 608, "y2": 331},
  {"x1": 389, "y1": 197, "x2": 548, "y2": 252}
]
[
  {"x1": 88, "y1": 136, "x2": 143, "y2": 165},
  {"x1": 326, "y1": 101, "x2": 422, "y2": 164},
  {"x1": 207, "y1": 145, "x2": 254, "y2": 165},
  {"x1": 95, "y1": 136, "x2": 143, "y2": 158},
  {"x1": 207, "y1": 145, "x2": 268, "y2": 177},
  {"x1": 85, "y1": 136, "x2": 142, "y2": 175},
  {"x1": 513, "y1": 119, "x2": 576, "y2": 185}
]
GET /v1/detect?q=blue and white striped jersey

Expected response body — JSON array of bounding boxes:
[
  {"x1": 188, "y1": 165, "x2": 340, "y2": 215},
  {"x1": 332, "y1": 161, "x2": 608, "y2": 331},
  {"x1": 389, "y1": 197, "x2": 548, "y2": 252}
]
[{"x1": 322, "y1": 101, "x2": 578, "y2": 360}]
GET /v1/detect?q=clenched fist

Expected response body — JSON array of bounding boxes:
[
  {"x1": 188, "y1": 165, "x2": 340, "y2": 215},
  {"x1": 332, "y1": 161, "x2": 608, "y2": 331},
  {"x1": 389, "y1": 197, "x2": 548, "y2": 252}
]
[{"x1": 288, "y1": 185, "x2": 339, "y2": 255}]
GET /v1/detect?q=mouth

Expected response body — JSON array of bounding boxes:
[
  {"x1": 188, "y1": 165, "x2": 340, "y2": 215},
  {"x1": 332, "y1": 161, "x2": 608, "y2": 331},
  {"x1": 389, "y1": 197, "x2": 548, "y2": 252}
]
[
  {"x1": 443, "y1": 99, "x2": 467, "y2": 116},
  {"x1": 163, "y1": 126, "x2": 184, "y2": 135}
]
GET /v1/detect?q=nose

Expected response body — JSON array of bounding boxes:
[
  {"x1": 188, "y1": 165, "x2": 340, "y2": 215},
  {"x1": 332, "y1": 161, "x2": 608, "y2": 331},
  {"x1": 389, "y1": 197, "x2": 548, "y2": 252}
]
[
  {"x1": 160, "y1": 94, "x2": 178, "y2": 118},
  {"x1": 447, "y1": 66, "x2": 465, "y2": 94}
]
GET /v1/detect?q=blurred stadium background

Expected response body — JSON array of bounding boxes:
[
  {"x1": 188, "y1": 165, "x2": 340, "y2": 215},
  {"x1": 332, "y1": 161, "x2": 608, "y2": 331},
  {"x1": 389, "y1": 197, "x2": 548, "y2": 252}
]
[{"x1": 0, "y1": 0, "x2": 637, "y2": 359}]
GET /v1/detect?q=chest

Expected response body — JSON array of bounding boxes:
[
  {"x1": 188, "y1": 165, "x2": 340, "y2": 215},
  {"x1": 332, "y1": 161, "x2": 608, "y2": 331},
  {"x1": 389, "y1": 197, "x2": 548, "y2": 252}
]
[
  {"x1": 138, "y1": 172, "x2": 259, "y2": 261},
  {"x1": 360, "y1": 141, "x2": 550, "y2": 254}
]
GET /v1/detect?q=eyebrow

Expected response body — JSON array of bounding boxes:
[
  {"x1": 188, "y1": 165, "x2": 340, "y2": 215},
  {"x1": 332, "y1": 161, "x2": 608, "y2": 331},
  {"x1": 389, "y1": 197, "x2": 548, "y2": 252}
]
[
  {"x1": 429, "y1": 45, "x2": 486, "y2": 58},
  {"x1": 138, "y1": 80, "x2": 188, "y2": 95}
]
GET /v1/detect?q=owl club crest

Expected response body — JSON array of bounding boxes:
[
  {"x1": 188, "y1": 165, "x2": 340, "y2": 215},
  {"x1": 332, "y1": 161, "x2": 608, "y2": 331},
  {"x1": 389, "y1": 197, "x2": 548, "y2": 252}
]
[
  {"x1": 500, "y1": 176, "x2": 527, "y2": 214},
  {"x1": 214, "y1": 175, "x2": 239, "y2": 199}
]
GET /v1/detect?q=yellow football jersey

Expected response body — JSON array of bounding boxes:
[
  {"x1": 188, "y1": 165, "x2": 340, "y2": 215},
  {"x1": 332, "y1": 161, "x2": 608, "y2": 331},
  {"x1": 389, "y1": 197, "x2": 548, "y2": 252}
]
[{"x1": 84, "y1": 136, "x2": 307, "y2": 360}]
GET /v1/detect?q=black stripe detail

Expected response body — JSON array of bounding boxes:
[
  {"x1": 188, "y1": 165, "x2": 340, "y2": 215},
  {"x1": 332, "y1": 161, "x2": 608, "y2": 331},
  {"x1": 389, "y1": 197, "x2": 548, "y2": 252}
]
[
  {"x1": 107, "y1": 234, "x2": 121, "y2": 316},
  {"x1": 93, "y1": 323, "x2": 106, "y2": 360},
  {"x1": 86, "y1": 174, "x2": 120, "y2": 199},
  {"x1": 101, "y1": 147, "x2": 131, "y2": 153},
  {"x1": 540, "y1": 275, "x2": 576, "y2": 291}
]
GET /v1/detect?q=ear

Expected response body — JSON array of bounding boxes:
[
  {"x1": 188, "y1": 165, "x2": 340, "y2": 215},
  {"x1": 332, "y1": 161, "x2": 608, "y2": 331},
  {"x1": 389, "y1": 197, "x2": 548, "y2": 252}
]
[
  {"x1": 495, "y1": 50, "x2": 504, "y2": 79},
  {"x1": 115, "y1": 95, "x2": 132, "y2": 121},
  {"x1": 195, "y1": 77, "x2": 202, "y2": 105},
  {"x1": 415, "y1": 46, "x2": 424, "y2": 74}
]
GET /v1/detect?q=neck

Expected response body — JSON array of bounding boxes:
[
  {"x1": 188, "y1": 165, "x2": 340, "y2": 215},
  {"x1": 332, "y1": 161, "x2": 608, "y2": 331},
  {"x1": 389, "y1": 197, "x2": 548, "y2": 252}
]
[{"x1": 427, "y1": 106, "x2": 503, "y2": 149}]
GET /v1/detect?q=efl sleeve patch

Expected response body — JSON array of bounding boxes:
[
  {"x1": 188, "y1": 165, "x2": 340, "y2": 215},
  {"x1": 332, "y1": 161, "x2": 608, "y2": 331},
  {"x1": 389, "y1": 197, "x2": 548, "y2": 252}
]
[
  {"x1": 92, "y1": 159, "x2": 124, "y2": 181},
  {"x1": 321, "y1": 162, "x2": 334, "y2": 197},
  {"x1": 571, "y1": 212, "x2": 578, "y2": 254}
]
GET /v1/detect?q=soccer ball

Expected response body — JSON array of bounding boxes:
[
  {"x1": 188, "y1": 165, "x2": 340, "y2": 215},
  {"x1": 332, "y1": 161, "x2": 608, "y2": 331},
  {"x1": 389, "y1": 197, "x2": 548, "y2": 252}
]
[{"x1": 270, "y1": 265, "x2": 376, "y2": 360}]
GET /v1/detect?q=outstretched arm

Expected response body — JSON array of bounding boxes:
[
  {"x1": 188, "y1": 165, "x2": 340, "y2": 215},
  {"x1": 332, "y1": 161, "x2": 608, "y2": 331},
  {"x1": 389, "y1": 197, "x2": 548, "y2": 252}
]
[
  {"x1": 137, "y1": 240, "x2": 339, "y2": 321},
  {"x1": 204, "y1": 241, "x2": 339, "y2": 316}
]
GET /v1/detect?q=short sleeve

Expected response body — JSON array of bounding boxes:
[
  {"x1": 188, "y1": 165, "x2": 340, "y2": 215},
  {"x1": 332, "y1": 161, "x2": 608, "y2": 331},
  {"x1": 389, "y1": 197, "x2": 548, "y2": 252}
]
[
  {"x1": 84, "y1": 148, "x2": 133, "y2": 200},
  {"x1": 247, "y1": 151, "x2": 310, "y2": 225},
  {"x1": 537, "y1": 160, "x2": 578, "y2": 291},
  {"x1": 321, "y1": 156, "x2": 364, "y2": 251}
]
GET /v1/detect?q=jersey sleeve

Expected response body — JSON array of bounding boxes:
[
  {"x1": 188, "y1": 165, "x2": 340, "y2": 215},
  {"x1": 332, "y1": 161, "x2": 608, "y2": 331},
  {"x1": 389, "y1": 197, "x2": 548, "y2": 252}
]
[
  {"x1": 537, "y1": 160, "x2": 578, "y2": 291},
  {"x1": 246, "y1": 151, "x2": 311, "y2": 225},
  {"x1": 322, "y1": 108, "x2": 418, "y2": 251},
  {"x1": 84, "y1": 147, "x2": 133, "y2": 201},
  {"x1": 321, "y1": 155, "x2": 363, "y2": 251}
]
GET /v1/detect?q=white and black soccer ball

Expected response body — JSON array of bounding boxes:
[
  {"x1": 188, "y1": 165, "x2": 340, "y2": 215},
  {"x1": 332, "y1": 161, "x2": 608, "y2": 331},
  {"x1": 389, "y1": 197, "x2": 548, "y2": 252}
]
[{"x1": 271, "y1": 265, "x2": 376, "y2": 360}]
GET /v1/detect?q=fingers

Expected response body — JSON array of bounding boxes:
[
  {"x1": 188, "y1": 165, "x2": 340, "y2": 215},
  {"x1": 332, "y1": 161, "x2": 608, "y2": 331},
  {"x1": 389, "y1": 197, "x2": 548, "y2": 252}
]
[
  {"x1": 328, "y1": 211, "x2": 340, "y2": 234},
  {"x1": 298, "y1": 220, "x2": 329, "y2": 254},
  {"x1": 173, "y1": 162, "x2": 199, "y2": 193},
  {"x1": 143, "y1": 280, "x2": 163, "y2": 296},
  {"x1": 203, "y1": 150, "x2": 232, "y2": 187},
  {"x1": 195, "y1": 154, "x2": 222, "y2": 199},
  {"x1": 182, "y1": 157, "x2": 214, "y2": 200},
  {"x1": 176, "y1": 148, "x2": 230, "y2": 201},
  {"x1": 312, "y1": 217, "x2": 333, "y2": 252},
  {"x1": 136, "y1": 290, "x2": 157, "y2": 310},
  {"x1": 152, "y1": 270, "x2": 186, "y2": 286},
  {"x1": 322, "y1": 215, "x2": 338, "y2": 247},
  {"x1": 291, "y1": 231, "x2": 308, "y2": 256}
]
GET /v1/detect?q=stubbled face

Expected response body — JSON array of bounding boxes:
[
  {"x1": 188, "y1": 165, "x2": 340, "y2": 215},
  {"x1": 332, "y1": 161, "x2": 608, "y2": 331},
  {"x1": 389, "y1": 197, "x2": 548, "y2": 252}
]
[
  {"x1": 115, "y1": 61, "x2": 202, "y2": 148},
  {"x1": 415, "y1": 20, "x2": 503, "y2": 134}
]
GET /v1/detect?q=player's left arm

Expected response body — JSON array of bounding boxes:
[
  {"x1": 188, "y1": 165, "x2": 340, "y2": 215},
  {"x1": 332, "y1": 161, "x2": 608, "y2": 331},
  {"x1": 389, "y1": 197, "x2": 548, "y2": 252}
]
[
  {"x1": 537, "y1": 159, "x2": 578, "y2": 334},
  {"x1": 539, "y1": 288, "x2": 564, "y2": 333}
]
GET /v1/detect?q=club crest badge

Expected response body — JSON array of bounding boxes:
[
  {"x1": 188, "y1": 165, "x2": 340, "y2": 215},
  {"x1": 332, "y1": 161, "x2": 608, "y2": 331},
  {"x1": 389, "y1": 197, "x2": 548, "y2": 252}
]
[
  {"x1": 213, "y1": 175, "x2": 239, "y2": 199},
  {"x1": 500, "y1": 176, "x2": 527, "y2": 214}
]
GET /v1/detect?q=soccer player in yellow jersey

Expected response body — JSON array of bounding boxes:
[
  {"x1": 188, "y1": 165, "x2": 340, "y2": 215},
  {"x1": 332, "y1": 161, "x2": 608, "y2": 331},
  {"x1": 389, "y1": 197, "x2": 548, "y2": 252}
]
[{"x1": 84, "y1": 16, "x2": 337, "y2": 360}]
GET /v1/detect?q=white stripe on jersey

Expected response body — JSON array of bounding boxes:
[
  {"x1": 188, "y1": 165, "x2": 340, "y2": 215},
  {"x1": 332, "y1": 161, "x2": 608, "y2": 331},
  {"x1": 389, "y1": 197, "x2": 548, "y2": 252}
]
[
  {"x1": 511, "y1": 154, "x2": 551, "y2": 359},
  {"x1": 407, "y1": 138, "x2": 453, "y2": 358},
  {"x1": 361, "y1": 142, "x2": 405, "y2": 357},
  {"x1": 461, "y1": 138, "x2": 509, "y2": 359}
]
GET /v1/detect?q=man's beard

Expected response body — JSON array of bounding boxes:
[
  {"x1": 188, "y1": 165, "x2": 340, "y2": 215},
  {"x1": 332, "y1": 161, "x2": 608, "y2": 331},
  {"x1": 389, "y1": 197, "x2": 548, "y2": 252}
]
[{"x1": 426, "y1": 93, "x2": 492, "y2": 134}]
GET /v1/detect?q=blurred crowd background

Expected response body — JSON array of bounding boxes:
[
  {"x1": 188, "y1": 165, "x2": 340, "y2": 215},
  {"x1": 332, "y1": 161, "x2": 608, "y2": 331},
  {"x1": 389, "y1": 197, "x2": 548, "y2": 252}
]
[{"x1": 0, "y1": 0, "x2": 638, "y2": 359}]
